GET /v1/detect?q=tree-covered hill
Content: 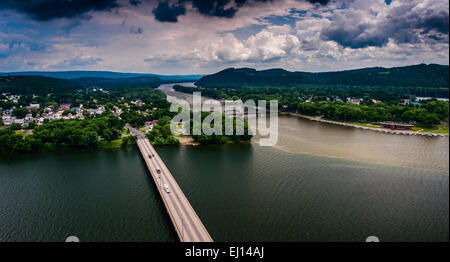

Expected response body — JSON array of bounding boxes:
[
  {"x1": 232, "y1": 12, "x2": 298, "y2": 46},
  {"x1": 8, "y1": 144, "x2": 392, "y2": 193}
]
[
  {"x1": 0, "y1": 75, "x2": 77, "y2": 95},
  {"x1": 0, "y1": 70, "x2": 203, "y2": 81},
  {"x1": 196, "y1": 64, "x2": 449, "y2": 89},
  {"x1": 69, "y1": 76, "x2": 161, "y2": 87}
]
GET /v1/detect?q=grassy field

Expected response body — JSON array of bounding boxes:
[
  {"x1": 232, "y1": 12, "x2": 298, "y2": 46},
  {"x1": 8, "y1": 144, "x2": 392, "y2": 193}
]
[
  {"x1": 345, "y1": 121, "x2": 448, "y2": 134},
  {"x1": 346, "y1": 122, "x2": 381, "y2": 128},
  {"x1": 412, "y1": 125, "x2": 449, "y2": 134},
  {"x1": 439, "y1": 126, "x2": 450, "y2": 134},
  {"x1": 98, "y1": 138, "x2": 123, "y2": 149}
]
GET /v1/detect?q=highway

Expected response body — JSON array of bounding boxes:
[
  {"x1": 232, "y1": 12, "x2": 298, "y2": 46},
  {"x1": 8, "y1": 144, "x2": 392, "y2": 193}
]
[{"x1": 127, "y1": 126, "x2": 213, "y2": 242}]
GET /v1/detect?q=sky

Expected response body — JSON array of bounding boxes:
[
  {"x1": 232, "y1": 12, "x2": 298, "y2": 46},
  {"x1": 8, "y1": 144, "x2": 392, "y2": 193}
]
[{"x1": 0, "y1": 0, "x2": 448, "y2": 75}]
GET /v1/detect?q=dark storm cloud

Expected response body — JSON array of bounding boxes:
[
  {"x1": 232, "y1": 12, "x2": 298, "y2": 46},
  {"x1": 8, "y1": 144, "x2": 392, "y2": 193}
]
[
  {"x1": 321, "y1": 16, "x2": 389, "y2": 48},
  {"x1": 306, "y1": 0, "x2": 330, "y2": 5},
  {"x1": 189, "y1": 0, "x2": 238, "y2": 18},
  {"x1": 321, "y1": 1, "x2": 449, "y2": 49},
  {"x1": 129, "y1": 0, "x2": 142, "y2": 6},
  {"x1": 0, "y1": 0, "x2": 331, "y2": 23},
  {"x1": 152, "y1": 1, "x2": 186, "y2": 22},
  {"x1": 152, "y1": 0, "x2": 331, "y2": 22},
  {"x1": 0, "y1": 0, "x2": 119, "y2": 21}
]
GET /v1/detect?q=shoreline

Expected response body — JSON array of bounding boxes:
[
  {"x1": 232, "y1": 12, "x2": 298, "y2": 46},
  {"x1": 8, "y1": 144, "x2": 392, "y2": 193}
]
[
  {"x1": 281, "y1": 112, "x2": 449, "y2": 137},
  {"x1": 175, "y1": 136, "x2": 252, "y2": 146}
]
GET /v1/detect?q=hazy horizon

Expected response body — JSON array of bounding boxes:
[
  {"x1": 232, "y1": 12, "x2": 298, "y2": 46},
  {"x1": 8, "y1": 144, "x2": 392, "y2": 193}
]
[{"x1": 0, "y1": 63, "x2": 448, "y2": 77}]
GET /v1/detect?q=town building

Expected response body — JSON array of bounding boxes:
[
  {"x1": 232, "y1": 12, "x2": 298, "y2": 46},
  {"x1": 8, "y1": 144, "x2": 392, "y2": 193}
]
[
  {"x1": 347, "y1": 98, "x2": 363, "y2": 104},
  {"x1": 59, "y1": 103, "x2": 72, "y2": 110}
]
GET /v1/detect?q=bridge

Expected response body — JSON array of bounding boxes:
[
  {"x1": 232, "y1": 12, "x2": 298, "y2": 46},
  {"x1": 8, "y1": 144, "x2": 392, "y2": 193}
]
[{"x1": 127, "y1": 126, "x2": 213, "y2": 242}]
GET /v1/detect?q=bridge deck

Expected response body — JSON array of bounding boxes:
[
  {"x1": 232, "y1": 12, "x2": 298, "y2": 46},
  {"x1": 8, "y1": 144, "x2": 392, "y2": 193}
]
[{"x1": 135, "y1": 136, "x2": 213, "y2": 242}]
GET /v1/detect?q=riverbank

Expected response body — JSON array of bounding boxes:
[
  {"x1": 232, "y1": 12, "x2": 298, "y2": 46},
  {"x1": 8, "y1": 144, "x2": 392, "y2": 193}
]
[
  {"x1": 174, "y1": 135, "x2": 252, "y2": 146},
  {"x1": 281, "y1": 112, "x2": 449, "y2": 137},
  {"x1": 175, "y1": 136, "x2": 200, "y2": 146}
]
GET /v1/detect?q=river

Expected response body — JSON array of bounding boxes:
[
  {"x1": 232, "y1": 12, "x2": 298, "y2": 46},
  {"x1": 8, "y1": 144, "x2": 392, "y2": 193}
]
[{"x1": 0, "y1": 83, "x2": 448, "y2": 242}]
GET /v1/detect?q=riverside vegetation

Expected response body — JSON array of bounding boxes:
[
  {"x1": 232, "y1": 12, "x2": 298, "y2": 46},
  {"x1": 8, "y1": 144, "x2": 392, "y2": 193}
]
[{"x1": 0, "y1": 75, "x2": 253, "y2": 154}]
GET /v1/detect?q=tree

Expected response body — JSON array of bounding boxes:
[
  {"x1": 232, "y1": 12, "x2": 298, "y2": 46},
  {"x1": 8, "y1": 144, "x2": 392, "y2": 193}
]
[
  {"x1": 121, "y1": 136, "x2": 129, "y2": 148},
  {"x1": 128, "y1": 135, "x2": 137, "y2": 146},
  {"x1": 121, "y1": 135, "x2": 137, "y2": 148},
  {"x1": 102, "y1": 129, "x2": 114, "y2": 142},
  {"x1": 62, "y1": 110, "x2": 76, "y2": 116},
  {"x1": 12, "y1": 107, "x2": 29, "y2": 119},
  {"x1": 419, "y1": 113, "x2": 440, "y2": 127},
  {"x1": 10, "y1": 123, "x2": 22, "y2": 130},
  {"x1": 85, "y1": 132, "x2": 98, "y2": 148},
  {"x1": 26, "y1": 121, "x2": 37, "y2": 130}
]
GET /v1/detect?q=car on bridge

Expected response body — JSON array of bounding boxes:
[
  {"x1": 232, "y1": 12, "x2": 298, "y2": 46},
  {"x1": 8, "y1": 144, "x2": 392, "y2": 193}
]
[
  {"x1": 156, "y1": 168, "x2": 161, "y2": 174},
  {"x1": 163, "y1": 183, "x2": 170, "y2": 193},
  {"x1": 148, "y1": 154, "x2": 152, "y2": 159}
]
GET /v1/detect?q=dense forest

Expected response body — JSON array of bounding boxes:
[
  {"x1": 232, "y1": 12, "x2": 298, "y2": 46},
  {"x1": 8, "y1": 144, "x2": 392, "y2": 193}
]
[
  {"x1": 196, "y1": 64, "x2": 449, "y2": 90},
  {"x1": 0, "y1": 114, "x2": 126, "y2": 154},
  {"x1": 173, "y1": 84, "x2": 449, "y2": 127},
  {"x1": 0, "y1": 76, "x2": 77, "y2": 96},
  {"x1": 0, "y1": 70, "x2": 203, "y2": 82},
  {"x1": 68, "y1": 76, "x2": 161, "y2": 87},
  {"x1": 175, "y1": 84, "x2": 449, "y2": 102},
  {"x1": 190, "y1": 112, "x2": 252, "y2": 144},
  {"x1": 297, "y1": 100, "x2": 449, "y2": 127},
  {"x1": 145, "y1": 111, "x2": 253, "y2": 145}
]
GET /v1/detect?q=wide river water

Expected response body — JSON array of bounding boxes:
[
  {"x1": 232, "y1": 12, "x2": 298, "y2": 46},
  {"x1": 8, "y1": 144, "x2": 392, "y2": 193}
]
[{"x1": 0, "y1": 84, "x2": 448, "y2": 241}]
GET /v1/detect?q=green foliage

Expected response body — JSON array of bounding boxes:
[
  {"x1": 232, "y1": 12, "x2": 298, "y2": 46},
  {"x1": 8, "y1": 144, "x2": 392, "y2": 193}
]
[
  {"x1": 296, "y1": 100, "x2": 448, "y2": 126},
  {"x1": 190, "y1": 112, "x2": 252, "y2": 145},
  {"x1": 146, "y1": 119, "x2": 180, "y2": 146},
  {"x1": 69, "y1": 76, "x2": 161, "y2": 87},
  {"x1": 0, "y1": 76, "x2": 76, "y2": 96},
  {"x1": 62, "y1": 110, "x2": 76, "y2": 116},
  {"x1": 121, "y1": 135, "x2": 137, "y2": 148},
  {"x1": 12, "y1": 107, "x2": 29, "y2": 119},
  {"x1": 9, "y1": 123, "x2": 22, "y2": 130},
  {"x1": 186, "y1": 65, "x2": 449, "y2": 108},
  {"x1": 197, "y1": 64, "x2": 449, "y2": 89},
  {"x1": 120, "y1": 110, "x2": 146, "y2": 128},
  {"x1": 110, "y1": 85, "x2": 173, "y2": 128},
  {"x1": 26, "y1": 121, "x2": 37, "y2": 130},
  {"x1": 0, "y1": 114, "x2": 124, "y2": 154}
]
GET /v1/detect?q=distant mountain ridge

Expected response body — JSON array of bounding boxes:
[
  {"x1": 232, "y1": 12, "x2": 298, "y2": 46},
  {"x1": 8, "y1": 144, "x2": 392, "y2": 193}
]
[
  {"x1": 0, "y1": 71, "x2": 203, "y2": 81},
  {"x1": 69, "y1": 76, "x2": 161, "y2": 87},
  {"x1": 196, "y1": 64, "x2": 449, "y2": 88}
]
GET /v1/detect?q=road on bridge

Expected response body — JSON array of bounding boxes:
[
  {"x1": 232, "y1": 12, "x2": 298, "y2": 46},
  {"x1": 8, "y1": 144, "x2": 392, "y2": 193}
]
[{"x1": 126, "y1": 125, "x2": 213, "y2": 242}]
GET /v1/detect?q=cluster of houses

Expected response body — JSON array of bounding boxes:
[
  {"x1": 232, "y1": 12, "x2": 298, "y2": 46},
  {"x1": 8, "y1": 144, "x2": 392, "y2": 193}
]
[
  {"x1": 1, "y1": 92, "x2": 161, "y2": 129},
  {"x1": 123, "y1": 99, "x2": 155, "y2": 108},
  {"x1": 2, "y1": 94, "x2": 21, "y2": 103},
  {"x1": 302, "y1": 96, "x2": 374, "y2": 104},
  {"x1": 1, "y1": 101, "x2": 108, "y2": 128}
]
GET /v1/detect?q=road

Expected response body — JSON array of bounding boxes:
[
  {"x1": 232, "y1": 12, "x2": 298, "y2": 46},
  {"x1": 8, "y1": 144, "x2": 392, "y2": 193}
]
[{"x1": 126, "y1": 126, "x2": 213, "y2": 242}]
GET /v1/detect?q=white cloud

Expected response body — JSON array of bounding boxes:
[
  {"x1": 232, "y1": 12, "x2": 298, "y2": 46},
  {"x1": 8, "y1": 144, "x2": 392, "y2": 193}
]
[{"x1": 0, "y1": 0, "x2": 447, "y2": 74}]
